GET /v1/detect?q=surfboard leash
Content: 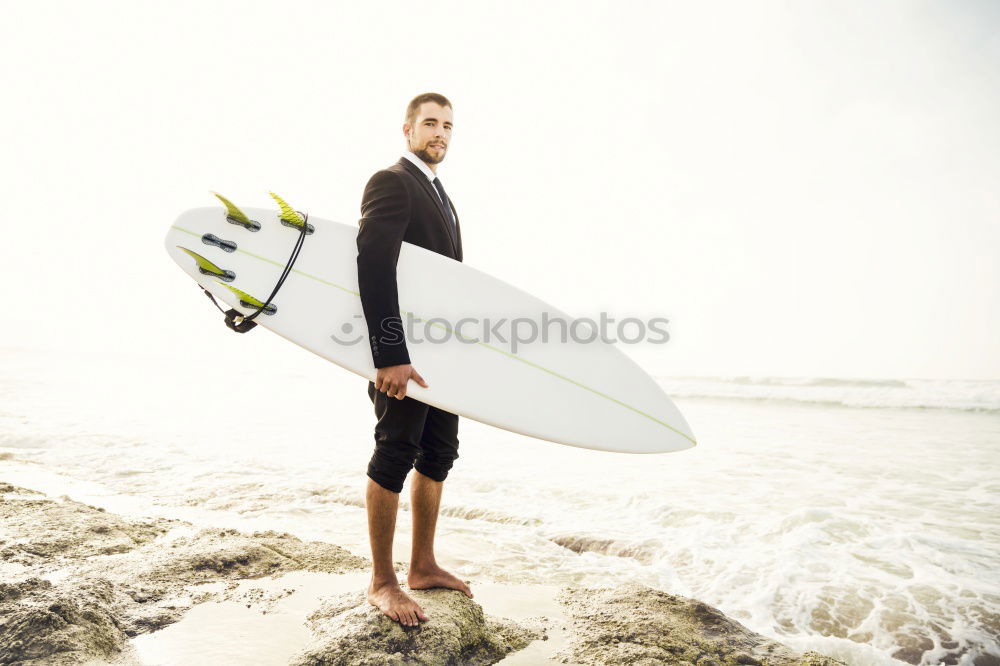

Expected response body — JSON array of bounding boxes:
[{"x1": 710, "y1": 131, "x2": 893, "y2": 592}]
[{"x1": 201, "y1": 210, "x2": 310, "y2": 333}]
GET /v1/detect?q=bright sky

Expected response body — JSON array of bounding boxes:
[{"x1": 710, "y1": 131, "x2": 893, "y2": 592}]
[{"x1": 2, "y1": 0, "x2": 998, "y2": 379}]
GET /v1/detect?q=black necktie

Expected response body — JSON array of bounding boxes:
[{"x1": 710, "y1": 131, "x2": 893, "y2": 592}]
[{"x1": 432, "y1": 177, "x2": 457, "y2": 241}]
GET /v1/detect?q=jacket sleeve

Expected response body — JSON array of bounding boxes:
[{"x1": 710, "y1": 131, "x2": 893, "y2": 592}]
[{"x1": 357, "y1": 169, "x2": 411, "y2": 369}]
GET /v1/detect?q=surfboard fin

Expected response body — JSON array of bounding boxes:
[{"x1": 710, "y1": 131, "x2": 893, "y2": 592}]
[
  {"x1": 217, "y1": 283, "x2": 277, "y2": 316},
  {"x1": 212, "y1": 192, "x2": 261, "y2": 232},
  {"x1": 177, "y1": 247, "x2": 235, "y2": 282},
  {"x1": 269, "y1": 191, "x2": 315, "y2": 234}
]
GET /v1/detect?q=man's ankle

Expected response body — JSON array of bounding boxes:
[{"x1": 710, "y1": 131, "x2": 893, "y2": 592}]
[
  {"x1": 409, "y1": 559, "x2": 439, "y2": 573},
  {"x1": 369, "y1": 574, "x2": 400, "y2": 590}
]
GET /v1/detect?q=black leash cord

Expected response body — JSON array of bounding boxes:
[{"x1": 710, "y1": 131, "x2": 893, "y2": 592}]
[{"x1": 201, "y1": 212, "x2": 309, "y2": 334}]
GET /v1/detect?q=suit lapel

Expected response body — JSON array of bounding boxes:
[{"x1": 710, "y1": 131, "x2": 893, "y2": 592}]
[{"x1": 397, "y1": 158, "x2": 459, "y2": 256}]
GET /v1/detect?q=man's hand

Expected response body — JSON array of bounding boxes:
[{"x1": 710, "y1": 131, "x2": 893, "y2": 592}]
[{"x1": 375, "y1": 364, "x2": 428, "y2": 400}]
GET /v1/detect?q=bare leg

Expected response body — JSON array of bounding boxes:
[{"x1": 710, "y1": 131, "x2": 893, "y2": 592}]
[
  {"x1": 365, "y1": 478, "x2": 430, "y2": 626},
  {"x1": 406, "y1": 469, "x2": 473, "y2": 597}
]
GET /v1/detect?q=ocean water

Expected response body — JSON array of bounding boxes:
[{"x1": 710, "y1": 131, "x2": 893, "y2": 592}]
[{"x1": 1, "y1": 346, "x2": 998, "y2": 666}]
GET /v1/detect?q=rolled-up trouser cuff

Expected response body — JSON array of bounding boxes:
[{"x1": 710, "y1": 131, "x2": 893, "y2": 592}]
[
  {"x1": 413, "y1": 457, "x2": 453, "y2": 483},
  {"x1": 366, "y1": 469, "x2": 405, "y2": 494},
  {"x1": 367, "y1": 452, "x2": 414, "y2": 494}
]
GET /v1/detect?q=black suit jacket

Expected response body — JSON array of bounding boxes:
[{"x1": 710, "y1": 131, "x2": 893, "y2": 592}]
[{"x1": 357, "y1": 157, "x2": 464, "y2": 368}]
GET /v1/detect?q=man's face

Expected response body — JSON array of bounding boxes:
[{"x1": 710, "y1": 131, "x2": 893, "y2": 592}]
[{"x1": 405, "y1": 102, "x2": 453, "y2": 165}]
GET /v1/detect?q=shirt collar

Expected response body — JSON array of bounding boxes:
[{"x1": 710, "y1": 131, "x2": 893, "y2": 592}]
[{"x1": 402, "y1": 150, "x2": 439, "y2": 183}]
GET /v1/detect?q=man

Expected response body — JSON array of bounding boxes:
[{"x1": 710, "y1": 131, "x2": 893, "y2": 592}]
[{"x1": 356, "y1": 92, "x2": 472, "y2": 628}]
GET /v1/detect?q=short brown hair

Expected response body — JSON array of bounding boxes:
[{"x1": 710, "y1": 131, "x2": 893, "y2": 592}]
[{"x1": 405, "y1": 92, "x2": 452, "y2": 127}]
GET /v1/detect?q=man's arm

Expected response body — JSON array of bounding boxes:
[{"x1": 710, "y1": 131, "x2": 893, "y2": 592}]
[{"x1": 357, "y1": 169, "x2": 412, "y2": 369}]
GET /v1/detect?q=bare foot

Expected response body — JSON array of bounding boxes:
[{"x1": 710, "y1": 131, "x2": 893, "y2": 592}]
[
  {"x1": 367, "y1": 579, "x2": 430, "y2": 627},
  {"x1": 407, "y1": 564, "x2": 474, "y2": 598}
]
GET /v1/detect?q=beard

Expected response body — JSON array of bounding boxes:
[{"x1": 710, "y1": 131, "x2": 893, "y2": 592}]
[{"x1": 411, "y1": 141, "x2": 446, "y2": 165}]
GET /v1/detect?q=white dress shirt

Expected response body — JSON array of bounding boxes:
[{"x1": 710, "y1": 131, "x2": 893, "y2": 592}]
[{"x1": 402, "y1": 150, "x2": 445, "y2": 204}]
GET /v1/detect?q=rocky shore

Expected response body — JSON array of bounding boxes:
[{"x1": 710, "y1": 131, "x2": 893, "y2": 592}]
[{"x1": 0, "y1": 481, "x2": 844, "y2": 665}]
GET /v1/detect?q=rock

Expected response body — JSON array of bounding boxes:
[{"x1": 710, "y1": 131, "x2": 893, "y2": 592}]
[
  {"x1": 82, "y1": 527, "x2": 369, "y2": 587},
  {"x1": 289, "y1": 587, "x2": 546, "y2": 666},
  {"x1": 555, "y1": 583, "x2": 845, "y2": 666},
  {"x1": 0, "y1": 576, "x2": 131, "y2": 665},
  {"x1": 0, "y1": 484, "x2": 172, "y2": 568},
  {"x1": 0, "y1": 483, "x2": 369, "y2": 664},
  {"x1": 0, "y1": 481, "x2": 850, "y2": 666}
]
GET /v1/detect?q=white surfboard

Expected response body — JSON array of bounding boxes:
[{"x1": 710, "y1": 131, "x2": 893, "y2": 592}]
[{"x1": 164, "y1": 194, "x2": 696, "y2": 454}]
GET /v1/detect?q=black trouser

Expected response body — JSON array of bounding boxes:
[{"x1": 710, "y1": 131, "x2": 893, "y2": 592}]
[{"x1": 366, "y1": 381, "x2": 460, "y2": 493}]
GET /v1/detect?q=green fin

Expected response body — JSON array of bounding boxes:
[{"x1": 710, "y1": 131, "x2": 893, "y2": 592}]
[
  {"x1": 217, "y1": 282, "x2": 277, "y2": 315},
  {"x1": 178, "y1": 246, "x2": 235, "y2": 282},
  {"x1": 212, "y1": 192, "x2": 261, "y2": 231},
  {"x1": 269, "y1": 191, "x2": 313, "y2": 234},
  {"x1": 269, "y1": 191, "x2": 304, "y2": 227}
]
